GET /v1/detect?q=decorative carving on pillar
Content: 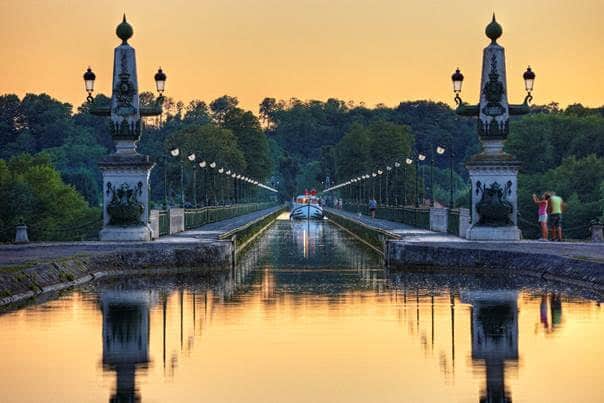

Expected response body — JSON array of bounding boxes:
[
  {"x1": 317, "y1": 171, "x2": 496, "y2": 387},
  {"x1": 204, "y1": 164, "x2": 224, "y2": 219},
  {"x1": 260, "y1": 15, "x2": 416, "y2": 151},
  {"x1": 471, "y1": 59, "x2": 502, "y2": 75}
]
[
  {"x1": 106, "y1": 182, "x2": 144, "y2": 226},
  {"x1": 475, "y1": 181, "x2": 513, "y2": 226}
]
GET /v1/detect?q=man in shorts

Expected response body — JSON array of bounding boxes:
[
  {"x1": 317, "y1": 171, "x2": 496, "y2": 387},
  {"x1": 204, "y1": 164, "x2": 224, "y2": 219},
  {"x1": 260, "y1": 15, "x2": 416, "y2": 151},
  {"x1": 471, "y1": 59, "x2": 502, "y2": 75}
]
[{"x1": 547, "y1": 192, "x2": 564, "y2": 241}]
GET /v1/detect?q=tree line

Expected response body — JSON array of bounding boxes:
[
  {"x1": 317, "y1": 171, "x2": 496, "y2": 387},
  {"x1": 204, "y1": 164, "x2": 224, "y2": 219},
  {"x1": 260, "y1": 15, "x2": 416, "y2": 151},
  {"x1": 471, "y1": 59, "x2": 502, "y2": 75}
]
[{"x1": 0, "y1": 90, "x2": 602, "y2": 241}]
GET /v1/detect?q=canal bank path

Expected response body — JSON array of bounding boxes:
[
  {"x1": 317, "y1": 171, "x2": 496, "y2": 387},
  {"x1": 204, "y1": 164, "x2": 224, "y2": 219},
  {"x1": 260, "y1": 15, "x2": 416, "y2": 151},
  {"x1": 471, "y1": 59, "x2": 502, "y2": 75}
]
[
  {"x1": 325, "y1": 207, "x2": 604, "y2": 293},
  {"x1": 0, "y1": 205, "x2": 285, "y2": 307},
  {"x1": 0, "y1": 205, "x2": 284, "y2": 268}
]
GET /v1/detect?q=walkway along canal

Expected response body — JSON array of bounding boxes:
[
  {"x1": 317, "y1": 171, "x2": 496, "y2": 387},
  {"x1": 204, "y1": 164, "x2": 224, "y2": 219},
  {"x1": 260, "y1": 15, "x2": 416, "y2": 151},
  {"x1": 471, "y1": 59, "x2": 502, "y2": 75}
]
[
  {"x1": 324, "y1": 207, "x2": 604, "y2": 293},
  {"x1": 0, "y1": 215, "x2": 602, "y2": 402},
  {"x1": 0, "y1": 205, "x2": 285, "y2": 307}
]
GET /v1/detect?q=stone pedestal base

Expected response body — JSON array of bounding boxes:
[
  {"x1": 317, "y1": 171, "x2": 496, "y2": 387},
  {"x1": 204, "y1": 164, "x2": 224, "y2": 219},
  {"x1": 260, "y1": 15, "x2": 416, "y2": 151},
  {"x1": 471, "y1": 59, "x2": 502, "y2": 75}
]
[
  {"x1": 466, "y1": 225, "x2": 521, "y2": 241},
  {"x1": 98, "y1": 150, "x2": 155, "y2": 242},
  {"x1": 15, "y1": 224, "x2": 29, "y2": 244},
  {"x1": 99, "y1": 225, "x2": 152, "y2": 242}
]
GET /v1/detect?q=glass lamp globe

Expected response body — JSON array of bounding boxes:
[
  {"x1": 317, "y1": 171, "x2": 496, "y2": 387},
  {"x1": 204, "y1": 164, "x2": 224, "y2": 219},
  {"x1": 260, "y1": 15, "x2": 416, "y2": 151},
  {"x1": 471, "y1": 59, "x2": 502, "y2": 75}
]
[
  {"x1": 451, "y1": 68, "x2": 464, "y2": 93},
  {"x1": 154, "y1": 67, "x2": 167, "y2": 94}
]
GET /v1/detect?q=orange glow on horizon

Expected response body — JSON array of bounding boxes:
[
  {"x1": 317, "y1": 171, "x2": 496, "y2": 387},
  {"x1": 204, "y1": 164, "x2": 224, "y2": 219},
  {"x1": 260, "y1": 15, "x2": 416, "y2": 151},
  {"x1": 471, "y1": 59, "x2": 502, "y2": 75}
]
[{"x1": 0, "y1": 0, "x2": 603, "y2": 114}]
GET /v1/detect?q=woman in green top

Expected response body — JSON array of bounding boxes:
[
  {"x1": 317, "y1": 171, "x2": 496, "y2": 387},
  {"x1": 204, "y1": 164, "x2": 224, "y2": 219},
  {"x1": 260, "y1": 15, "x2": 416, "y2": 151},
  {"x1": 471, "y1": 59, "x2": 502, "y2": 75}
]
[{"x1": 547, "y1": 193, "x2": 564, "y2": 241}]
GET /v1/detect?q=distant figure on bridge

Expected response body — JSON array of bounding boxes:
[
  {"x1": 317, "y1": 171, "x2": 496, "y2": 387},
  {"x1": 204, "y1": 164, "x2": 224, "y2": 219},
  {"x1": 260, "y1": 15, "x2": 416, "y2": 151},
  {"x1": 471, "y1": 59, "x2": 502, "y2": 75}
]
[
  {"x1": 368, "y1": 198, "x2": 377, "y2": 219},
  {"x1": 547, "y1": 192, "x2": 564, "y2": 241},
  {"x1": 532, "y1": 193, "x2": 549, "y2": 240}
]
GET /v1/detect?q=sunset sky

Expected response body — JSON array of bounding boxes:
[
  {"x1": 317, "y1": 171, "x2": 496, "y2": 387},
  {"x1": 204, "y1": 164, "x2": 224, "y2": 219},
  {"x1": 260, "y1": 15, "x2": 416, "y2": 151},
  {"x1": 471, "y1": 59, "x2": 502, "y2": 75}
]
[{"x1": 0, "y1": 0, "x2": 602, "y2": 113}]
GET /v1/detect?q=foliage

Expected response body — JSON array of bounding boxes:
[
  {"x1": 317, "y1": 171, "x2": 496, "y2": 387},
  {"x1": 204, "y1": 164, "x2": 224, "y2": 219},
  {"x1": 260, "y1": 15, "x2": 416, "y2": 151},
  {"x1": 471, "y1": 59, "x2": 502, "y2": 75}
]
[
  {"x1": 517, "y1": 155, "x2": 604, "y2": 239},
  {"x1": 0, "y1": 154, "x2": 100, "y2": 242},
  {"x1": 262, "y1": 98, "x2": 478, "y2": 196},
  {"x1": 507, "y1": 113, "x2": 604, "y2": 175},
  {"x1": 165, "y1": 124, "x2": 247, "y2": 206}
]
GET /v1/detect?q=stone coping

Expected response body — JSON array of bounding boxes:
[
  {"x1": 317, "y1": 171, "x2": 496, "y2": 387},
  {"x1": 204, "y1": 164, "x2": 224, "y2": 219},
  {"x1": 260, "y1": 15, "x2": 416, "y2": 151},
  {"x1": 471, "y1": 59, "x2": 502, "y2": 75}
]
[{"x1": 387, "y1": 241, "x2": 604, "y2": 294}]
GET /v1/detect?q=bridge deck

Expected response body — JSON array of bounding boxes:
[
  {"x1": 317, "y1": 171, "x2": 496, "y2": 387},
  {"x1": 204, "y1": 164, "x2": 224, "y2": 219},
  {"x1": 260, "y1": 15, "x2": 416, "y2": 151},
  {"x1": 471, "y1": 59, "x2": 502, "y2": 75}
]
[
  {"x1": 324, "y1": 207, "x2": 463, "y2": 242},
  {"x1": 0, "y1": 206, "x2": 283, "y2": 268},
  {"x1": 324, "y1": 207, "x2": 604, "y2": 263}
]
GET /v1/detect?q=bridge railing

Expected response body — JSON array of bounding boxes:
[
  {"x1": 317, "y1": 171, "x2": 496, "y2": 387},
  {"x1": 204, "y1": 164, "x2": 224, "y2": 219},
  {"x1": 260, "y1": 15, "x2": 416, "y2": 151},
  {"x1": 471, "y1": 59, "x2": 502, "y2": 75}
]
[
  {"x1": 447, "y1": 209, "x2": 460, "y2": 235},
  {"x1": 159, "y1": 210, "x2": 170, "y2": 236},
  {"x1": 341, "y1": 203, "x2": 431, "y2": 229},
  {"x1": 151, "y1": 202, "x2": 278, "y2": 237}
]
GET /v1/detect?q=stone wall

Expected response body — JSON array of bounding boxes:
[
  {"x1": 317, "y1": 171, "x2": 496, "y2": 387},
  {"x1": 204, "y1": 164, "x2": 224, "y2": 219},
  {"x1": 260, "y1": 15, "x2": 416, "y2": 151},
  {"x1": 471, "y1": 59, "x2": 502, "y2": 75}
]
[
  {"x1": 0, "y1": 240, "x2": 232, "y2": 308},
  {"x1": 386, "y1": 241, "x2": 604, "y2": 292}
]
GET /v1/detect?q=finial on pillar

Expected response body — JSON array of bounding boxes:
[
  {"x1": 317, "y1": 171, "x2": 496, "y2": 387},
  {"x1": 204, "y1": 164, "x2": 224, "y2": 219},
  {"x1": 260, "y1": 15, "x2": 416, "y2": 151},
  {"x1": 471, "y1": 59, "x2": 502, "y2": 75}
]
[
  {"x1": 485, "y1": 13, "x2": 503, "y2": 44},
  {"x1": 116, "y1": 14, "x2": 134, "y2": 44}
]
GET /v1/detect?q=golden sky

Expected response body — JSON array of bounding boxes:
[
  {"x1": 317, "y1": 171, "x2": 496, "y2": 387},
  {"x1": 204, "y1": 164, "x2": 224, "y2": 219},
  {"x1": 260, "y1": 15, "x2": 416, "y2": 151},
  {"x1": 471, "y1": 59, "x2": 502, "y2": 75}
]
[{"x1": 0, "y1": 0, "x2": 602, "y2": 113}]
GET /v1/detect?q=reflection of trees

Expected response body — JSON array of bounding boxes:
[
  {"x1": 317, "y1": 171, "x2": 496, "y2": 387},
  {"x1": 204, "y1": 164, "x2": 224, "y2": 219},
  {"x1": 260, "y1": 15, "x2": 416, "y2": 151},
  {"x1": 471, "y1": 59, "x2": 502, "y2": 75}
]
[{"x1": 101, "y1": 291, "x2": 150, "y2": 403}]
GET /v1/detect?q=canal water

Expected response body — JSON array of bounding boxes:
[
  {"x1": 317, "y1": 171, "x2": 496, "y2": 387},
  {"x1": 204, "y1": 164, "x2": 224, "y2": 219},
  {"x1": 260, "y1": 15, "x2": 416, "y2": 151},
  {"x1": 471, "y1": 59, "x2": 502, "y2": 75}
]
[{"x1": 0, "y1": 214, "x2": 602, "y2": 402}]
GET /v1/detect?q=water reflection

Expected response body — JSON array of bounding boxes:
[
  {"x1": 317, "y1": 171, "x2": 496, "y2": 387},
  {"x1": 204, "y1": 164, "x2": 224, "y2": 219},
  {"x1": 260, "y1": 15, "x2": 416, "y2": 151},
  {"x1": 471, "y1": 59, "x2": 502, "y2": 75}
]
[
  {"x1": 461, "y1": 291, "x2": 518, "y2": 403},
  {"x1": 101, "y1": 291, "x2": 151, "y2": 402},
  {"x1": 0, "y1": 218, "x2": 602, "y2": 403}
]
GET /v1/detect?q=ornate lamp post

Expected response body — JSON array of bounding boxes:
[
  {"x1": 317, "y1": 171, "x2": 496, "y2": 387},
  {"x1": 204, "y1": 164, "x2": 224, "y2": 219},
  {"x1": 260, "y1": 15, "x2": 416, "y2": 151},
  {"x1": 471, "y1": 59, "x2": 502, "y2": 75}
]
[
  {"x1": 393, "y1": 162, "x2": 400, "y2": 205},
  {"x1": 436, "y1": 145, "x2": 455, "y2": 208},
  {"x1": 170, "y1": 148, "x2": 184, "y2": 207},
  {"x1": 83, "y1": 16, "x2": 166, "y2": 241},
  {"x1": 187, "y1": 153, "x2": 196, "y2": 208},
  {"x1": 417, "y1": 153, "x2": 426, "y2": 207},
  {"x1": 209, "y1": 162, "x2": 217, "y2": 204},
  {"x1": 218, "y1": 168, "x2": 225, "y2": 204},
  {"x1": 405, "y1": 157, "x2": 413, "y2": 206},
  {"x1": 452, "y1": 15, "x2": 535, "y2": 240},
  {"x1": 385, "y1": 166, "x2": 392, "y2": 205},
  {"x1": 199, "y1": 161, "x2": 207, "y2": 206}
]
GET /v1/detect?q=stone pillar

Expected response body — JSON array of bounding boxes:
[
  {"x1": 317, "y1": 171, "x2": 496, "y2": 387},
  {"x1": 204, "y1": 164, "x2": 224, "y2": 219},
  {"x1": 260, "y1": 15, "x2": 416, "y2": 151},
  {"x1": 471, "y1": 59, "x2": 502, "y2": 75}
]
[
  {"x1": 149, "y1": 209, "x2": 160, "y2": 240},
  {"x1": 99, "y1": 154, "x2": 154, "y2": 241},
  {"x1": 458, "y1": 208, "x2": 471, "y2": 239},
  {"x1": 458, "y1": 16, "x2": 526, "y2": 241},
  {"x1": 429, "y1": 207, "x2": 448, "y2": 232},
  {"x1": 14, "y1": 223, "x2": 29, "y2": 244},
  {"x1": 169, "y1": 208, "x2": 185, "y2": 234},
  {"x1": 591, "y1": 221, "x2": 603, "y2": 242},
  {"x1": 93, "y1": 17, "x2": 161, "y2": 242},
  {"x1": 465, "y1": 161, "x2": 521, "y2": 240}
]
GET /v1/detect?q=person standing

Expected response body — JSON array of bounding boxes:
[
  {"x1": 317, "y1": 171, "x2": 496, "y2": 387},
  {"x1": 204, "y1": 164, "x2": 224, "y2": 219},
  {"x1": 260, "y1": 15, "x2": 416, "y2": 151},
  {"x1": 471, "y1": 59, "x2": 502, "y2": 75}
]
[
  {"x1": 548, "y1": 192, "x2": 564, "y2": 241},
  {"x1": 368, "y1": 198, "x2": 377, "y2": 219},
  {"x1": 532, "y1": 193, "x2": 549, "y2": 240}
]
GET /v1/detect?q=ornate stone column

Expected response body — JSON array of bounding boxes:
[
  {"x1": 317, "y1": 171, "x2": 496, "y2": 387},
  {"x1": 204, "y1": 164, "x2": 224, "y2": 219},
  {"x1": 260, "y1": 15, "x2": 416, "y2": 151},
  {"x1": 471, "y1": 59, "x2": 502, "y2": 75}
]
[
  {"x1": 89, "y1": 17, "x2": 163, "y2": 241},
  {"x1": 456, "y1": 16, "x2": 532, "y2": 241}
]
